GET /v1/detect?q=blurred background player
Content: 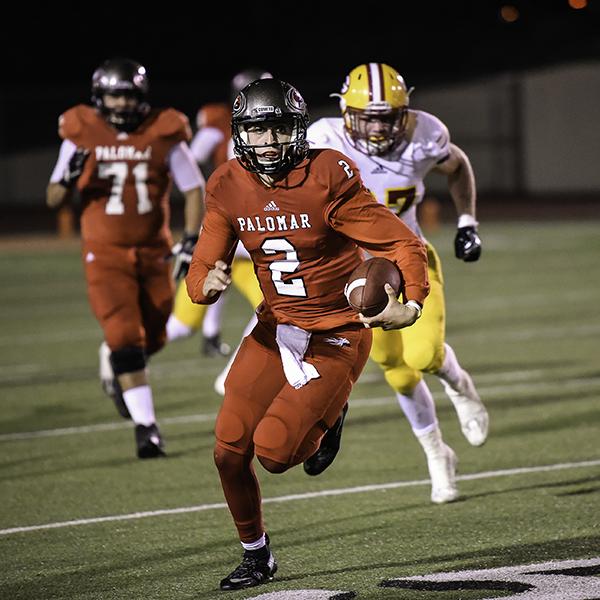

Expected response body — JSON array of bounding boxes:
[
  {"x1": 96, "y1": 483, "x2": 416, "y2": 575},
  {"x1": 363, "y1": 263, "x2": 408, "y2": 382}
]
[
  {"x1": 165, "y1": 68, "x2": 272, "y2": 357},
  {"x1": 46, "y1": 58, "x2": 205, "y2": 458},
  {"x1": 305, "y1": 63, "x2": 489, "y2": 503}
]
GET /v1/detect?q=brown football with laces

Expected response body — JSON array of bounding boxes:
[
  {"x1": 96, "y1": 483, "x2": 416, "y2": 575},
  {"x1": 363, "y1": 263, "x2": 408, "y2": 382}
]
[{"x1": 345, "y1": 257, "x2": 402, "y2": 317}]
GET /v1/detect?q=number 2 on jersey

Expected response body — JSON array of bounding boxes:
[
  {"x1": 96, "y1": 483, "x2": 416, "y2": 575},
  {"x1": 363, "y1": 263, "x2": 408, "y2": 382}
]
[
  {"x1": 261, "y1": 238, "x2": 307, "y2": 297},
  {"x1": 98, "y1": 162, "x2": 152, "y2": 215}
]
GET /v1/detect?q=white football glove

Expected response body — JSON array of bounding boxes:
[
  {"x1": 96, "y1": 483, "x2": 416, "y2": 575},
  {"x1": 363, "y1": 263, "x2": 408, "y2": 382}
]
[{"x1": 171, "y1": 233, "x2": 198, "y2": 281}]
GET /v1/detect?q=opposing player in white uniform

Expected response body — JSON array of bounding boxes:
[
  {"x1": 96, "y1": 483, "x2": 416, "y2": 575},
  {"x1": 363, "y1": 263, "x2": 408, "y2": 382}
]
[{"x1": 305, "y1": 63, "x2": 489, "y2": 503}]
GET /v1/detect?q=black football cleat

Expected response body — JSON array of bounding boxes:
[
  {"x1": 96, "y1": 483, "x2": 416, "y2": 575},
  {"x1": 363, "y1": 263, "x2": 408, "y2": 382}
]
[
  {"x1": 303, "y1": 403, "x2": 349, "y2": 476},
  {"x1": 220, "y1": 543, "x2": 277, "y2": 591},
  {"x1": 202, "y1": 334, "x2": 232, "y2": 358},
  {"x1": 135, "y1": 423, "x2": 166, "y2": 459}
]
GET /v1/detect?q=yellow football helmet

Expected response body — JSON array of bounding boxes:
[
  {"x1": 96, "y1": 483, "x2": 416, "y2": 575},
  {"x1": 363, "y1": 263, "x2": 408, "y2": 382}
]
[{"x1": 334, "y1": 63, "x2": 412, "y2": 155}]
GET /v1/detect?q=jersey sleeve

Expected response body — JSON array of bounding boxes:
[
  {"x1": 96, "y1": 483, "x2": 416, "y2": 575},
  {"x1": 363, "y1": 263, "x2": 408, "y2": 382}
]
[
  {"x1": 49, "y1": 139, "x2": 77, "y2": 183},
  {"x1": 325, "y1": 178, "x2": 430, "y2": 306},
  {"x1": 196, "y1": 104, "x2": 230, "y2": 130},
  {"x1": 185, "y1": 188, "x2": 239, "y2": 305},
  {"x1": 58, "y1": 106, "x2": 85, "y2": 144},
  {"x1": 156, "y1": 108, "x2": 192, "y2": 144},
  {"x1": 190, "y1": 127, "x2": 225, "y2": 163},
  {"x1": 168, "y1": 142, "x2": 205, "y2": 192},
  {"x1": 416, "y1": 112, "x2": 451, "y2": 165},
  {"x1": 313, "y1": 148, "x2": 364, "y2": 203}
]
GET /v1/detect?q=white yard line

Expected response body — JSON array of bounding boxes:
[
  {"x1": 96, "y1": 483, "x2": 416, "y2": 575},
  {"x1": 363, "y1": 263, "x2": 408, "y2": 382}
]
[
  {"x1": 1, "y1": 459, "x2": 598, "y2": 537},
  {"x1": 2, "y1": 375, "x2": 599, "y2": 442}
]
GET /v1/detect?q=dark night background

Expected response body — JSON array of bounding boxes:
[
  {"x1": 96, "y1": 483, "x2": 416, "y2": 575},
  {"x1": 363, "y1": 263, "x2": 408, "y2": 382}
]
[{"x1": 2, "y1": 0, "x2": 600, "y2": 154}]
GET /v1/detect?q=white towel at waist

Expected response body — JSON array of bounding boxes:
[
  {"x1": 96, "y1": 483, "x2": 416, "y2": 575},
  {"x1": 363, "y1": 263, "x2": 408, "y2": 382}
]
[{"x1": 275, "y1": 323, "x2": 320, "y2": 389}]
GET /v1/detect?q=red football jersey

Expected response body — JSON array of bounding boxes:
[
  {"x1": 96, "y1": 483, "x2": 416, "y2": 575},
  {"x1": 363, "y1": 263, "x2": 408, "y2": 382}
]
[
  {"x1": 59, "y1": 105, "x2": 191, "y2": 246},
  {"x1": 195, "y1": 103, "x2": 230, "y2": 167},
  {"x1": 187, "y1": 149, "x2": 429, "y2": 331}
]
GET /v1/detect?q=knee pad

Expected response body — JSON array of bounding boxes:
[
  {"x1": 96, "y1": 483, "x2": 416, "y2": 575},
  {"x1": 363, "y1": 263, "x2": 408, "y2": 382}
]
[
  {"x1": 215, "y1": 410, "x2": 246, "y2": 446},
  {"x1": 253, "y1": 411, "x2": 303, "y2": 467},
  {"x1": 110, "y1": 346, "x2": 146, "y2": 376},
  {"x1": 254, "y1": 415, "x2": 289, "y2": 453},
  {"x1": 384, "y1": 365, "x2": 422, "y2": 395}
]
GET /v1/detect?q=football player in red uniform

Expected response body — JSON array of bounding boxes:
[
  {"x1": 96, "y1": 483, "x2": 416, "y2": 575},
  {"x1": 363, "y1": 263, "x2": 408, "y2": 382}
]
[
  {"x1": 186, "y1": 78, "x2": 429, "y2": 590},
  {"x1": 46, "y1": 58, "x2": 204, "y2": 459}
]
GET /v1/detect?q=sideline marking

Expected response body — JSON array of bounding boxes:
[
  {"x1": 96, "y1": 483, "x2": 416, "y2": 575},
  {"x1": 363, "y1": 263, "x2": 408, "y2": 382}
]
[{"x1": 381, "y1": 557, "x2": 600, "y2": 599}]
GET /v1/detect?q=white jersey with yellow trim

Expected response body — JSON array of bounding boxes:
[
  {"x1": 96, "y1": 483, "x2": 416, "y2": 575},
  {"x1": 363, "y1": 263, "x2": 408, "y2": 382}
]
[{"x1": 307, "y1": 109, "x2": 450, "y2": 239}]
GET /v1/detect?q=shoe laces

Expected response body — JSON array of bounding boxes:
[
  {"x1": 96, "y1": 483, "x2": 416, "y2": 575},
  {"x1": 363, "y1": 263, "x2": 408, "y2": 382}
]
[{"x1": 230, "y1": 551, "x2": 271, "y2": 579}]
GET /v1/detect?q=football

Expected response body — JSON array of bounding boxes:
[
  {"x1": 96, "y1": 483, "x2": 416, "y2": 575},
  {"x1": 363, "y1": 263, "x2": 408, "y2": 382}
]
[{"x1": 345, "y1": 257, "x2": 402, "y2": 317}]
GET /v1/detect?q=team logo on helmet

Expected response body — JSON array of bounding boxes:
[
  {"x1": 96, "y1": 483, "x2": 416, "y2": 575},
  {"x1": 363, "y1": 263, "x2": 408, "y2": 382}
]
[
  {"x1": 340, "y1": 75, "x2": 350, "y2": 95},
  {"x1": 286, "y1": 86, "x2": 306, "y2": 113},
  {"x1": 232, "y1": 92, "x2": 246, "y2": 117},
  {"x1": 132, "y1": 70, "x2": 146, "y2": 88}
]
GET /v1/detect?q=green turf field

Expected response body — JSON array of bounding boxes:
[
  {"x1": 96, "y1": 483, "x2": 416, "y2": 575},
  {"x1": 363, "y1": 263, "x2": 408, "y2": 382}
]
[{"x1": 0, "y1": 221, "x2": 598, "y2": 600}]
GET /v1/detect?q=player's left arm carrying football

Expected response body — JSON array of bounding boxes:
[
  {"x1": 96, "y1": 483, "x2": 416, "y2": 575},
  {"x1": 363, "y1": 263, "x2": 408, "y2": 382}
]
[
  {"x1": 434, "y1": 143, "x2": 482, "y2": 262},
  {"x1": 325, "y1": 155, "x2": 429, "y2": 330}
]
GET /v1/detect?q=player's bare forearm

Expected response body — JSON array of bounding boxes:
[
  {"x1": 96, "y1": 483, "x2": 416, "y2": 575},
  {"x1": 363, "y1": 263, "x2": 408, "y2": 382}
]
[{"x1": 446, "y1": 144, "x2": 476, "y2": 217}]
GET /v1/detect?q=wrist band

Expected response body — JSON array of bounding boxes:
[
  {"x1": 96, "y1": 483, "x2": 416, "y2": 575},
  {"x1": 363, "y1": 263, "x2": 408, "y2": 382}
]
[{"x1": 405, "y1": 300, "x2": 422, "y2": 319}]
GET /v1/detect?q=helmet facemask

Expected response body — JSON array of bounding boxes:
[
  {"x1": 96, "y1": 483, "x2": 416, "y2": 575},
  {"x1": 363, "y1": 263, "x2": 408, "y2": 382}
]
[
  {"x1": 335, "y1": 63, "x2": 412, "y2": 157},
  {"x1": 343, "y1": 105, "x2": 408, "y2": 156},
  {"x1": 98, "y1": 90, "x2": 149, "y2": 133},
  {"x1": 233, "y1": 115, "x2": 308, "y2": 174}
]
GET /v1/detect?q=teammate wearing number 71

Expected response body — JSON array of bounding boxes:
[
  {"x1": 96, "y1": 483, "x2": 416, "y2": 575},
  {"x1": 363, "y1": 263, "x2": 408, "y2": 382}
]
[{"x1": 46, "y1": 58, "x2": 204, "y2": 459}]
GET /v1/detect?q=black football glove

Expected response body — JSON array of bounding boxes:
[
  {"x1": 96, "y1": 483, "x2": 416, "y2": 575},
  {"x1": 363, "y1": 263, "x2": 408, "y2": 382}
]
[
  {"x1": 454, "y1": 226, "x2": 482, "y2": 262},
  {"x1": 59, "y1": 147, "x2": 90, "y2": 188},
  {"x1": 171, "y1": 232, "x2": 199, "y2": 281}
]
